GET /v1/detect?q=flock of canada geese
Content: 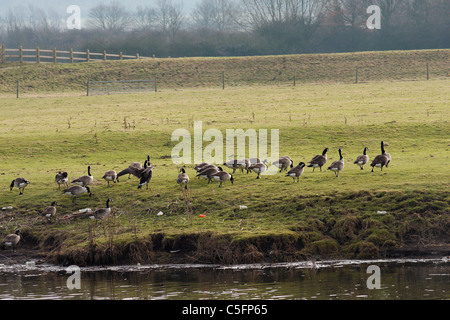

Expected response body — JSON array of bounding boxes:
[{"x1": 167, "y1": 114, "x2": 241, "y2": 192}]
[{"x1": 1, "y1": 141, "x2": 391, "y2": 251}]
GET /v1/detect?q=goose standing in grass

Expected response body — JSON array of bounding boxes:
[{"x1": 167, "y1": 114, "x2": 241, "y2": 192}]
[
  {"x1": 354, "y1": 147, "x2": 370, "y2": 170},
  {"x1": 1, "y1": 230, "x2": 21, "y2": 252},
  {"x1": 328, "y1": 149, "x2": 345, "y2": 177},
  {"x1": 273, "y1": 156, "x2": 294, "y2": 172},
  {"x1": 91, "y1": 198, "x2": 112, "y2": 221},
  {"x1": 308, "y1": 148, "x2": 329, "y2": 172},
  {"x1": 371, "y1": 141, "x2": 391, "y2": 172},
  {"x1": 42, "y1": 201, "x2": 57, "y2": 221},
  {"x1": 117, "y1": 155, "x2": 149, "y2": 180},
  {"x1": 55, "y1": 172, "x2": 69, "y2": 189},
  {"x1": 63, "y1": 186, "x2": 92, "y2": 202},
  {"x1": 102, "y1": 170, "x2": 118, "y2": 187},
  {"x1": 248, "y1": 160, "x2": 268, "y2": 179},
  {"x1": 138, "y1": 163, "x2": 154, "y2": 190},
  {"x1": 72, "y1": 166, "x2": 94, "y2": 187},
  {"x1": 10, "y1": 178, "x2": 30, "y2": 195},
  {"x1": 210, "y1": 170, "x2": 234, "y2": 188},
  {"x1": 177, "y1": 168, "x2": 190, "y2": 190},
  {"x1": 286, "y1": 162, "x2": 306, "y2": 182}
]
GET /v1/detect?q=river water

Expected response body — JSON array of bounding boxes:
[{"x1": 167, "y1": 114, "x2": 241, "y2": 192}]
[{"x1": 0, "y1": 258, "x2": 448, "y2": 300}]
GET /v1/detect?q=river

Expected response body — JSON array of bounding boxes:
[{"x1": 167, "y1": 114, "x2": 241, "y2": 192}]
[{"x1": 0, "y1": 258, "x2": 448, "y2": 300}]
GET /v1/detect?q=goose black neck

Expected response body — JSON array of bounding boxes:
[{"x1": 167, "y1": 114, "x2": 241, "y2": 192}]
[{"x1": 381, "y1": 142, "x2": 386, "y2": 154}]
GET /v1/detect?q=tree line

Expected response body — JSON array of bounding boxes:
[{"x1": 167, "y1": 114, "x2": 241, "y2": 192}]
[{"x1": 0, "y1": 0, "x2": 448, "y2": 58}]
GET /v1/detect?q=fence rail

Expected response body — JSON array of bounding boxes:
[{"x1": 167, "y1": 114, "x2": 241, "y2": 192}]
[
  {"x1": 87, "y1": 79, "x2": 157, "y2": 96},
  {"x1": 0, "y1": 45, "x2": 147, "y2": 64}
]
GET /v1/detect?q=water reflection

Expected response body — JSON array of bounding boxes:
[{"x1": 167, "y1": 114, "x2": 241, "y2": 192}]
[{"x1": 0, "y1": 259, "x2": 448, "y2": 300}]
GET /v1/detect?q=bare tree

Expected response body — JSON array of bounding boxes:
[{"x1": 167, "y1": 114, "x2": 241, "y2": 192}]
[
  {"x1": 240, "y1": 0, "x2": 328, "y2": 27},
  {"x1": 135, "y1": 5, "x2": 158, "y2": 30},
  {"x1": 156, "y1": 0, "x2": 184, "y2": 39},
  {"x1": 88, "y1": 1, "x2": 134, "y2": 32},
  {"x1": 325, "y1": 0, "x2": 367, "y2": 28},
  {"x1": 191, "y1": 0, "x2": 240, "y2": 31}
]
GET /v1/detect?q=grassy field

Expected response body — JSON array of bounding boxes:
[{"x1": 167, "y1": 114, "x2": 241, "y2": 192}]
[
  {"x1": 0, "y1": 53, "x2": 449, "y2": 265},
  {"x1": 0, "y1": 49, "x2": 448, "y2": 95}
]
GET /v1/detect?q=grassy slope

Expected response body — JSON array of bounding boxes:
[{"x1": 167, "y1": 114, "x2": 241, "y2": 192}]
[
  {"x1": 0, "y1": 49, "x2": 448, "y2": 95},
  {"x1": 0, "y1": 51, "x2": 449, "y2": 265}
]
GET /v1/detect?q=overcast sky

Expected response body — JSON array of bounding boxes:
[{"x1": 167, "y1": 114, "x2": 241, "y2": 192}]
[{"x1": 0, "y1": 0, "x2": 199, "y2": 14}]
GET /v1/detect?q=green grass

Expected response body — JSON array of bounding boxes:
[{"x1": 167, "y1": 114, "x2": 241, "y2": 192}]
[{"x1": 0, "y1": 61, "x2": 449, "y2": 264}]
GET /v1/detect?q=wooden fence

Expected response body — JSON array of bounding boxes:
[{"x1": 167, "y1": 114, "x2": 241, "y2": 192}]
[{"x1": 0, "y1": 45, "x2": 147, "y2": 64}]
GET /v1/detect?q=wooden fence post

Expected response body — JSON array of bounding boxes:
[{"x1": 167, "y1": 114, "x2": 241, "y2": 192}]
[
  {"x1": 136, "y1": 53, "x2": 140, "y2": 59},
  {"x1": 53, "y1": 48, "x2": 57, "y2": 64},
  {"x1": 222, "y1": 71, "x2": 225, "y2": 90},
  {"x1": 70, "y1": 48, "x2": 74, "y2": 64},
  {"x1": 37, "y1": 47, "x2": 40, "y2": 64},
  {"x1": 19, "y1": 46, "x2": 23, "y2": 64},
  {"x1": 87, "y1": 79, "x2": 90, "y2": 96},
  {"x1": 120, "y1": 52, "x2": 123, "y2": 61},
  {"x1": 293, "y1": 69, "x2": 296, "y2": 87},
  {"x1": 16, "y1": 80, "x2": 19, "y2": 98},
  {"x1": 103, "y1": 50, "x2": 107, "y2": 61},
  {"x1": 87, "y1": 49, "x2": 90, "y2": 62},
  {"x1": 1, "y1": 44, "x2": 5, "y2": 63}
]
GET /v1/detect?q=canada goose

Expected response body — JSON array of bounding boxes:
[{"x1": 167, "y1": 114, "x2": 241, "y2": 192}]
[
  {"x1": 210, "y1": 170, "x2": 234, "y2": 188},
  {"x1": 117, "y1": 155, "x2": 149, "y2": 180},
  {"x1": 196, "y1": 166, "x2": 221, "y2": 183},
  {"x1": 42, "y1": 201, "x2": 57, "y2": 220},
  {"x1": 138, "y1": 164, "x2": 154, "y2": 190},
  {"x1": 177, "y1": 168, "x2": 190, "y2": 190},
  {"x1": 308, "y1": 148, "x2": 329, "y2": 172},
  {"x1": 248, "y1": 160, "x2": 268, "y2": 179},
  {"x1": 273, "y1": 157, "x2": 294, "y2": 172},
  {"x1": 328, "y1": 149, "x2": 345, "y2": 177},
  {"x1": 72, "y1": 166, "x2": 94, "y2": 187},
  {"x1": 102, "y1": 170, "x2": 118, "y2": 187},
  {"x1": 371, "y1": 141, "x2": 391, "y2": 172},
  {"x1": 10, "y1": 178, "x2": 30, "y2": 195},
  {"x1": 354, "y1": 147, "x2": 370, "y2": 170},
  {"x1": 63, "y1": 186, "x2": 92, "y2": 202},
  {"x1": 1, "y1": 230, "x2": 20, "y2": 252},
  {"x1": 286, "y1": 162, "x2": 306, "y2": 182},
  {"x1": 55, "y1": 172, "x2": 69, "y2": 189},
  {"x1": 91, "y1": 198, "x2": 112, "y2": 220}
]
